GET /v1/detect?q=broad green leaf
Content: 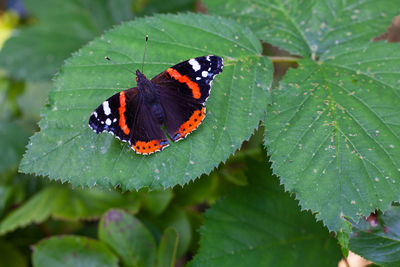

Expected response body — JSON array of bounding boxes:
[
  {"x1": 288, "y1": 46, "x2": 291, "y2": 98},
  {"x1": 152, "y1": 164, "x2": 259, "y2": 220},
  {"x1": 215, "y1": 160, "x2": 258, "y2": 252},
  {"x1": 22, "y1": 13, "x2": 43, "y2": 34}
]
[
  {"x1": 265, "y1": 41, "x2": 400, "y2": 231},
  {"x1": 0, "y1": 73, "x2": 12, "y2": 120},
  {"x1": 204, "y1": 0, "x2": 400, "y2": 57},
  {"x1": 0, "y1": 185, "x2": 14, "y2": 217},
  {"x1": 173, "y1": 173, "x2": 218, "y2": 207},
  {"x1": 337, "y1": 220, "x2": 352, "y2": 257},
  {"x1": 0, "y1": 185, "x2": 140, "y2": 235},
  {"x1": 0, "y1": 121, "x2": 30, "y2": 174},
  {"x1": 32, "y1": 235, "x2": 118, "y2": 267},
  {"x1": 139, "y1": 0, "x2": 196, "y2": 15},
  {"x1": 190, "y1": 157, "x2": 342, "y2": 267},
  {"x1": 157, "y1": 206, "x2": 192, "y2": 257},
  {"x1": 0, "y1": 0, "x2": 134, "y2": 81},
  {"x1": 19, "y1": 13, "x2": 272, "y2": 190},
  {"x1": 99, "y1": 209, "x2": 156, "y2": 267},
  {"x1": 349, "y1": 205, "x2": 400, "y2": 267},
  {"x1": 0, "y1": 240, "x2": 27, "y2": 267},
  {"x1": 157, "y1": 227, "x2": 178, "y2": 267},
  {"x1": 17, "y1": 82, "x2": 52, "y2": 121},
  {"x1": 142, "y1": 189, "x2": 174, "y2": 216},
  {"x1": 0, "y1": 186, "x2": 65, "y2": 234}
]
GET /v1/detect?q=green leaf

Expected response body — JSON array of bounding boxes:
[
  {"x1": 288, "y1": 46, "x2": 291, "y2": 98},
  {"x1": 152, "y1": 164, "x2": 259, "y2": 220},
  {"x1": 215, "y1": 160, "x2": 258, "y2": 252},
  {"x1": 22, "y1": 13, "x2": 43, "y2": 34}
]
[
  {"x1": 0, "y1": 240, "x2": 27, "y2": 267},
  {"x1": 204, "y1": 0, "x2": 400, "y2": 57},
  {"x1": 17, "y1": 82, "x2": 52, "y2": 121},
  {"x1": 0, "y1": 121, "x2": 30, "y2": 174},
  {"x1": 19, "y1": 13, "x2": 272, "y2": 190},
  {"x1": 0, "y1": 0, "x2": 134, "y2": 81},
  {"x1": 32, "y1": 235, "x2": 118, "y2": 267},
  {"x1": 265, "y1": 41, "x2": 400, "y2": 231},
  {"x1": 139, "y1": 0, "x2": 196, "y2": 15},
  {"x1": 142, "y1": 189, "x2": 174, "y2": 216},
  {"x1": 157, "y1": 206, "x2": 192, "y2": 257},
  {"x1": 157, "y1": 227, "x2": 178, "y2": 267},
  {"x1": 190, "y1": 157, "x2": 342, "y2": 267},
  {"x1": 98, "y1": 209, "x2": 156, "y2": 267},
  {"x1": 0, "y1": 185, "x2": 14, "y2": 217},
  {"x1": 0, "y1": 185, "x2": 140, "y2": 235},
  {"x1": 349, "y1": 205, "x2": 400, "y2": 267},
  {"x1": 173, "y1": 173, "x2": 218, "y2": 207},
  {"x1": 337, "y1": 220, "x2": 351, "y2": 257},
  {"x1": 0, "y1": 74, "x2": 13, "y2": 120}
]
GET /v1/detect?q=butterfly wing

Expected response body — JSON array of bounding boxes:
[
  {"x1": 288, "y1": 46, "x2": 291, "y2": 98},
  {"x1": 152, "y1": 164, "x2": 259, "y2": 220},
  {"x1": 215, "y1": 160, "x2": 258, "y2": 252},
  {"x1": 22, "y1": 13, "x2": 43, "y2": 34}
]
[
  {"x1": 89, "y1": 88, "x2": 169, "y2": 155},
  {"x1": 151, "y1": 55, "x2": 223, "y2": 141},
  {"x1": 89, "y1": 89, "x2": 134, "y2": 143}
]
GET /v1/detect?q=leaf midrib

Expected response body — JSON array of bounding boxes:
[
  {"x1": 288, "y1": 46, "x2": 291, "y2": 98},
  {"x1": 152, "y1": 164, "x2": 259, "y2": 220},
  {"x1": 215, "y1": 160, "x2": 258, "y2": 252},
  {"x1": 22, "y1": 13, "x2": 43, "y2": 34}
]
[{"x1": 320, "y1": 64, "x2": 343, "y2": 216}]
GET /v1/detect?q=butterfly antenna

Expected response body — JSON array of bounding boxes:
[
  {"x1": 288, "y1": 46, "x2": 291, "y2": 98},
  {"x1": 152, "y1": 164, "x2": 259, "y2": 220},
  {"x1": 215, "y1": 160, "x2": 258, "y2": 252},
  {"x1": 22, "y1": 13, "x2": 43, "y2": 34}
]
[
  {"x1": 141, "y1": 35, "x2": 148, "y2": 73},
  {"x1": 105, "y1": 56, "x2": 136, "y2": 75}
]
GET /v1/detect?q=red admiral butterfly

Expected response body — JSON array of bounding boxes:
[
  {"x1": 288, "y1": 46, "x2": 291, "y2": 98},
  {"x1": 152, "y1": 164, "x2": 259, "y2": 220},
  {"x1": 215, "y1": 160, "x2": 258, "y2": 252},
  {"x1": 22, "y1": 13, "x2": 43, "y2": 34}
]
[{"x1": 89, "y1": 55, "x2": 223, "y2": 155}]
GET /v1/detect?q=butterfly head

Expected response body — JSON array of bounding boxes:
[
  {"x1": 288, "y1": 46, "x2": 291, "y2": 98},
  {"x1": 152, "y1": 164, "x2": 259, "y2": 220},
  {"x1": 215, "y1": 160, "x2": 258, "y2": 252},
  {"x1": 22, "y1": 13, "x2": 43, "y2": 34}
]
[
  {"x1": 135, "y1": 69, "x2": 148, "y2": 83},
  {"x1": 136, "y1": 69, "x2": 156, "y2": 97}
]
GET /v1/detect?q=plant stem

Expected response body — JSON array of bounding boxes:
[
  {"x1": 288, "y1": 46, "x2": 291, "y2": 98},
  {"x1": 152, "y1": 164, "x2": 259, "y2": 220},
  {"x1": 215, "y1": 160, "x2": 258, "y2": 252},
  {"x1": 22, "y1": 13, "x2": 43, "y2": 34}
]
[{"x1": 268, "y1": 56, "x2": 300, "y2": 63}]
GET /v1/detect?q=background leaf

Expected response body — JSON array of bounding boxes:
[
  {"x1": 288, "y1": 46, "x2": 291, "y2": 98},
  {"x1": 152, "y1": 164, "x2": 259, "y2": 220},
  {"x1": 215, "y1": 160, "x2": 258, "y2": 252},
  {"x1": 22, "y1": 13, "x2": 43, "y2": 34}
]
[
  {"x1": 0, "y1": 240, "x2": 27, "y2": 267},
  {"x1": 0, "y1": 0, "x2": 134, "y2": 81},
  {"x1": 32, "y1": 235, "x2": 118, "y2": 267},
  {"x1": 157, "y1": 227, "x2": 178, "y2": 267},
  {"x1": 138, "y1": 0, "x2": 196, "y2": 15},
  {"x1": 265, "y1": 41, "x2": 400, "y2": 231},
  {"x1": 156, "y1": 206, "x2": 191, "y2": 257},
  {"x1": 349, "y1": 205, "x2": 400, "y2": 267},
  {"x1": 190, "y1": 156, "x2": 342, "y2": 267},
  {"x1": 98, "y1": 209, "x2": 156, "y2": 267},
  {"x1": 141, "y1": 189, "x2": 174, "y2": 216},
  {"x1": 0, "y1": 185, "x2": 140, "y2": 235},
  {"x1": 19, "y1": 13, "x2": 272, "y2": 190},
  {"x1": 17, "y1": 82, "x2": 52, "y2": 121},
  {"x1": 204, "y1": 0, "x2": 400, "y2": 57},
  {"x1": 0, "y1": 121, "x2": 30, "y2": 173}
]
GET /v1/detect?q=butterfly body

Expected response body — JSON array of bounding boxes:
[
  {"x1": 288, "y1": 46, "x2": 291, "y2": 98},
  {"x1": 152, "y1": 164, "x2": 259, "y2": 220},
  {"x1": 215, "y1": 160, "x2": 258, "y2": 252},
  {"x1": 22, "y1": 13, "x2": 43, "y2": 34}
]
[
  {"x1": 89, "y1": 55, "x2": 223, "y2": 155},
  {"x1": 135, "y1": 70, "x2": 166, "y2": 124}
]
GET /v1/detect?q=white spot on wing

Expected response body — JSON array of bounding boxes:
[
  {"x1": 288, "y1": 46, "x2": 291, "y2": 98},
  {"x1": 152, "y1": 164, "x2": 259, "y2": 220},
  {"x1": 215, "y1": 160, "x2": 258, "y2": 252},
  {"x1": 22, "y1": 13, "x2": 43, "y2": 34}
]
[
  {"x1": 202, "y1": 71, "x2": 208, "y2": 77},
  {"x1": 103, "y1": 101, "x2": 111, "y2": 115},
  {"x1": 106, "y1": 118, "x2": 111, "y2": 125},
  {"x1": 189, "y1": 59, "x2": 201, "y2": 72},
  {"x1": 196, "y1": 77, "x2": 201, "y2": 80}
]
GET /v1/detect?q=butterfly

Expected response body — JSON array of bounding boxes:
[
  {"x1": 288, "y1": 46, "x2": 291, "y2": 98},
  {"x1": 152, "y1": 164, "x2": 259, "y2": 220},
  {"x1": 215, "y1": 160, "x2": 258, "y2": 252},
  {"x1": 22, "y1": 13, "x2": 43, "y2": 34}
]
[{"x1": 89, "y1": 55, "x2": 223, "y2": 155}]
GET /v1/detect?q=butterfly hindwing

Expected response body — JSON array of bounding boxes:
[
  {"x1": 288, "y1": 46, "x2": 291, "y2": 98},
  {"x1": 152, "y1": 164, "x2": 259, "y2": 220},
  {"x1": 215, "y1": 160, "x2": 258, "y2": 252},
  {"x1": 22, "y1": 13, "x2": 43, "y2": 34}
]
[
  {"x1": 156, "y1": 84, "x2": 205, "y2": 141},
  {"x1": 126, "y1": 95, "x2": 169, "y2": 155}
]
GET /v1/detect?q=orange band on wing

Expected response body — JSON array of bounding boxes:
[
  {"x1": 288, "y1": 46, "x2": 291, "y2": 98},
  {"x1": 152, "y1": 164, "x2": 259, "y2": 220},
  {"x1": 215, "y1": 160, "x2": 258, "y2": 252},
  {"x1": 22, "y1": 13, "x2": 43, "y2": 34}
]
[
  {"x1": 132, "y1": 140, "x2": 169, "y2": 155},
  {"x1": 176, "y1": 107, "x2": 205, "y2": 140},
  {"x1": 118, "y1": 91, "x2": 130, "y2": 135},
  {"x1": 166, "y1": 68, "x2": 201, "y2": 99}
]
